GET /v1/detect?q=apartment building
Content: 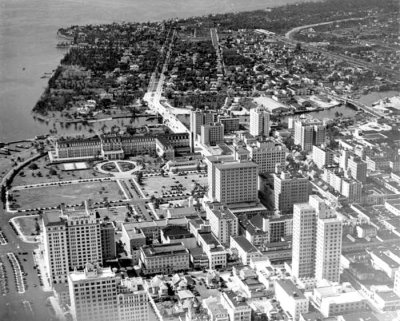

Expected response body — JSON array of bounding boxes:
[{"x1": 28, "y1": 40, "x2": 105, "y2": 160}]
[
  {"x1": 205, "y1": 202, "x2": 239, "y2": 246},
  {"x1": 250, "y1": 107, "x2": 270, "y2": 137},
  {"x1": 247, "y1": 139, "x2": 287, "y2": 173}
]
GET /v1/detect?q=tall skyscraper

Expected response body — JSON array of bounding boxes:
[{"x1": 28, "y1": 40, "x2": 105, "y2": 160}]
[
  {"x1": 273, "y1": 170, "x2": 310, "y2": 213},
  {"x1": 292, "y1": 195, "x2": 342, "y2": 283},
  {"x1": 294, "y1": 118, "x2": 326, "y2": 152},
  {"x1": 292, "y1": 202, "x2": 317, "y2": 279},
  {"x1": 250, "y1": 107, "x2": 270, "y2": 137},
  {"x1": 314, "y1": 202, "x2": 342, "y2": 283},
  {"x1": 42, "y1": 201, "x2": 103, "y2": 284}
]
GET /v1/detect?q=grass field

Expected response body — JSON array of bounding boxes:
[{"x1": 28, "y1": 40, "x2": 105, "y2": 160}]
[
  {"x1": 141, "y1": 173, "x2": 208, "y2": 197},
  {"x1": 13, "y1": 215, "x2": 40, "y2": 237},
  {"x1": 13, "y1": 156, "x2": 110, "y2": 186},
  {"x1": 11, "y1": 181, "x2": 124, "y2": 210}
]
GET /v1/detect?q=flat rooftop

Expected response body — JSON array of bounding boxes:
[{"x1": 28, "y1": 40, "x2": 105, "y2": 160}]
[{"x1": 276, "y1": 279, "x2": 306, "y2": 300}]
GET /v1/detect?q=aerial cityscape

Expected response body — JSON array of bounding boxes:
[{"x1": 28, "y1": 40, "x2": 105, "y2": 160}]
[{"x1": 0, "y1": 0, "x2": 400, "y2": 320}]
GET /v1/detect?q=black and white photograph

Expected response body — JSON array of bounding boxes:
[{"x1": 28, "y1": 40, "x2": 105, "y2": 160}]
[{"x1": 0, "y1": 0, "x2": 399, "y2": 320}]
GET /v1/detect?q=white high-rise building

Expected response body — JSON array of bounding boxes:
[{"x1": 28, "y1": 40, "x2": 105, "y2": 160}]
[
  {"x1": 69, "y1": 264, "x2": 119, "y2": 321},
  {"x1": 294, "y1": 118, "x2": 326, "y2": 152},
  {"x1": 250, "y1": 107, "x2": 270, "y2": 137},
  {"x1": 42, "y1": 201, "x2": 102, "y2": 285},
  {"x1": 292, "y1": 202, "x2": 317, "y2": 279},
  {"x1": 312, "y1": 196, "x2": 342, "y2": 283},
  {"x1": 214, "y1": 161, "x2": 258, "y2": 205},
  {"x1": 292, "y1": 195, "x2": 342, "y2": 283},
  {"x1": 190, "y1": 109, "x2": 216, "y2": 143}
]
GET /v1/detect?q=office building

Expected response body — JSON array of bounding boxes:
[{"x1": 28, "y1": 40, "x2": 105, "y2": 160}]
[
  {"x1": 206, "y1": 155, "x2": 258, "y2": 206},
  {"x1": 101, "y1": 222, "x2": 116, "y2": 261},
  {"x1": 313, "y1": 283, "x2": 368, "y2": 317},
  {"x1": 205, "y1": 202, "x2": 239, "y2": 246},
  {"x1": 218, "y1": 115, "x2": 240, "y2": 133},
  {"x1": 273, "y1": 170, "x2": 310, "y2": 213},
  {"x1": 294, "y1": 118, "x2": 326, "y2": 152},
  {"x1": 221, "y1": 291, "x2": 252, "y2": 321},
  {"x1": 117, "y1": 278, "x2": 149, "y2": 321},
  {"x1": 139, "y1": 243, "x2": 190, "y2": 275},
  {"x1": 347, "y1": 155, "x2": 367, "y2": 183},
  {"x1": 275, "y1": 279, "x2": 309, "y2": 321},
  {"x1": 69, "y1": 264, "x2": 119, "y2": 321},
  {"x1": 292, "y1": 202, "x2": 317, "y2": 279},
  {"x1": 190, "y1": 109, "x2": 216, "y2": 149},
  {"x1": 197, "y1": 232, "x2": 227, "y2": 269},
  {"x1": 43, "y1": 202, "x2": 102, "y2": 285},
  {"x1": 250, "y1": 107, "x2": 270, "y2": 137},
  {"x1": 247, "y1": 139, "x2": 287, "y2": 173},
  {"x1": 313, "y1": 196, "x2": 342, "y2": 283},
  {"x1": 312, "y1": 145, "x2": 335, "y2": 169},
  {"x1": 201, "y1": 122, "x2": 224, "y2": 146},
  {"x1": 292, "y1": 195, "x2": 342, "y2": 283}
]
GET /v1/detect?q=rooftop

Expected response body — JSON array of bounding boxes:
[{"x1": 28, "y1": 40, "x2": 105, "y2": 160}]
[
  {"x1": 232, "y1": 236, "x2": 259, "y2": 253},
  {"x1": 276, "y1": 279, "x2": 306, "y2": 300}
]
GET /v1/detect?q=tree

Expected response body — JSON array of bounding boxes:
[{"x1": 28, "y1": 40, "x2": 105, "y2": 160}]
[{"x1": 28, "y1": 163, "x2": 39, "y2": 170}]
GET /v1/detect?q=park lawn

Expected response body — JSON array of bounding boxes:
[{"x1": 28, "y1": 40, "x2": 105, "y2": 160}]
[
  {"x1": 12, "y1": 181, "x2": 124, "y2": 210},
  {"x1": 13, "y1": 215, "x2": 40, "y2": 237},
  {"x1": 13, "y1": 156, "x2": 109, "y2": 186},
  {"x1": 141, "y1": 173, "x2": 208, "y2": 197}
]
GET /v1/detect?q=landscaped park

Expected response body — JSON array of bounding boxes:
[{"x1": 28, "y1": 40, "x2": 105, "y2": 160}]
[{"x1": 8, "y1": 180, "x2": 125, "y2": 211}]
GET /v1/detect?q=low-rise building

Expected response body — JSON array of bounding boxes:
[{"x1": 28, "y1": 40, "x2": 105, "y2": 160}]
[
  {"x1": 313, "y1": 283, "x2": 368, "y2": 317},
  {"x1": 275, "y1": 279, "x2": 309, "y2": 321},
  {"x1": 197, "y1": 232, "x2": 227, "y2": 269},
  {"x1": 139, "y1": 243, "x2": 190, "y2": 275},
  {"x1": 221, "y1": 291, "x2": 252, "y2": 321}
]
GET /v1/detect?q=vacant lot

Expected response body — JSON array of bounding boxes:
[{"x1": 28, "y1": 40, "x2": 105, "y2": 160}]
[{"x1": 10, "y1": 181, "x2": 124, "y2": 210}]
